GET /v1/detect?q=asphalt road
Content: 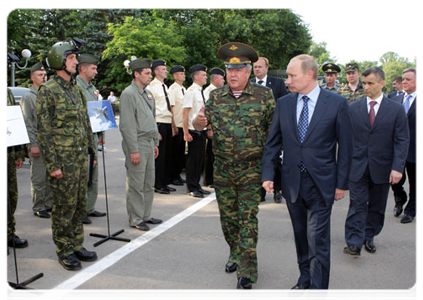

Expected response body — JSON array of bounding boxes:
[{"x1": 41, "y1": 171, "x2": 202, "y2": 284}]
[{"x1": 6, "y1": 124, "x2": 418, "y2": 299}]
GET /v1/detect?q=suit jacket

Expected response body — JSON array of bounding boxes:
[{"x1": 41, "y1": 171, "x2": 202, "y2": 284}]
[
  {"x1": 348, "y1": 96, "x2": 409, "y2": 184},
  {"x1": 388, "y1": 90, "x2": 404, "y2": 100},
  {"x1": 395, "y1": 94, "x2": 416, "y2": 163},
  {"x1": 262, "y1": 87, "x2": 353, "y2": 206},
  {"x1": 252, "y1": 76, "x2": 288, "y2": 100}
]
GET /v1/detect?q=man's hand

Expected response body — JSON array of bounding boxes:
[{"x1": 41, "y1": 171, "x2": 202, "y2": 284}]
[
  {"x1": 390, "y1": 170, "x2": 403, "y2": 185},
  {"x1": 262, "y1": 181, "x2": 274, "y2": 193},
  {"x1": 154, "y1": 146, "x2": 159, "y2": 159},
  {"x1": 30, "y1": 146, "x2": 41, "y2": 158},
  {"x1": 192, "y1": 105, "x2": 208, "y2": 131},
  {"x1": 50, "y1": 169, "x2": 63, "y2": 179},
  {"x1": 184, "y1": 132, "x2": 193, "y2": 142},
  {"x1": 334, "y1": 188, "x2": 346, "y2": 201},
  {"x1": 16, "y1": 159, "x2": 23, "y2": 169},
  {"x1": 131, "y1": 152, "x2": 140, "y2": 166}
]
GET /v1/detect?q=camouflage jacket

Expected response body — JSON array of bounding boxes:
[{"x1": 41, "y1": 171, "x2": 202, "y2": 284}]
[
  {"x1": 205, "y1": 81, "x2": 275, "y2": 184},
  {"x1": 321, "y1": 82, "x2": 342, "y2": 93},
  {"x1": 36, "y1": 75, "x2": 95, "y2": 173},
  {"x1": 337, "y1": 81, "x2": 365, "y2": 103}
]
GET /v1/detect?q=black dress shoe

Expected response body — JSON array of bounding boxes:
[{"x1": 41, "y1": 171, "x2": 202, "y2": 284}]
[
  {"x1": 82, "y1": 216, "x2": 92, "y2": 224},
  {"x1": 288, "y1": 284, "x2": 308, "y2": 298},
  {"x1": 171, "y1": 179, "x2": 184, "y2": 186},
  {"x1": 74, "y1": 247, "x2": 98, "y2": 261},
  {"x1": 88, "y1": 211, "x2": 106, "y2": 217},
  {"x1": 7, "y1": 235, "x2": 28, "y2": 248},
  {"x1": 291, "y1": 283, "x2": 310, "y2": 289},
  {"x1": 146, "y1": 217, "x2": 162, "y2": 224},
  {"x1": 155, "y1": 188, "x2": 170, "y2": 194},
  {"x1": 59, "y1": 254, "x2": 81, "y2": 271},
  {"x1": 364, "y1": 240, "x2": 376, "y2": 253},
  {"x1": 401, "y1": 214, "x2": 414, "y2": 224},
  {"x1": 393, "y1": 204, "x2": 403, "y2": 217},
  {"x1": 188, "y1": 191, "x2": 204, "y2": 198},
  {"x1": 165, "y1": 186, "x2": 176, "y2": 192},
  {"x1": 225, "y1": 262, "x2": 238, "y2": 273},
  {"x1": 274, "y1": 191, "x2": 283, "y2": 203},
  {"x1": 236, "y1": 277, "x2": 252, "y2": 289},
  {"x1": 343, "y1": 245, "x2": 361, "y2": 256},
  {"x1": 198, "y1": 188, "x2": 211, "y2": 195},
  {"x1": 34, "y1": 210, "x2": 51, "y2": 218},
  {"x1": 132, "y1": 221, "x2": 150, "y2": 231}
]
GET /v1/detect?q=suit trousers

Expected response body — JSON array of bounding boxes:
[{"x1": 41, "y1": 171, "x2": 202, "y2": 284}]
[
  {"x1": 155, "y1": 123, "x2": 172, "y2": 189},
  {"x1": 286, "y1": 171, "x2": 332, "y2": 289},
  {"x1": 170, "y1": 128, "x2": 186, "y2": 182},
  {"x1": 186, "y1": 130, "x2": 205, "y2": 192},
  {"x1": 345, "y1": 167, "x2": 390, "y2": 247}
]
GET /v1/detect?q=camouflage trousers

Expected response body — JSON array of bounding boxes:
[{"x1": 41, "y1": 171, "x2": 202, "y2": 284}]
[
  {"x1": 7, "y1": 150, "x2": 19, "y2": 240},
  {"x1": 48, "y1": 149, "x2": 87, "y2": 259},
  {"x1": 214, "y1": 181, "x2": 261, "y2": 283}
]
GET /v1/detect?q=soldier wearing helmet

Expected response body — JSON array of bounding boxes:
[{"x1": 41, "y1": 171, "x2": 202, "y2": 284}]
[{"x1": 36, "y1": 39, "x2": 98, "y2": 271}]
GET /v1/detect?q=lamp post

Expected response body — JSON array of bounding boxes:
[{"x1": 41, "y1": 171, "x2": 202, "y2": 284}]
[{"x1": 8, "y1": 48, "x2": 32, "y2": 87}]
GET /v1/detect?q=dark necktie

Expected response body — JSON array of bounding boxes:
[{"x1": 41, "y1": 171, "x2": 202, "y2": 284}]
[
  {"x1": 298, "y1": 96, "x2": 309, "y2": 172},
  {"x1": 182, "y1": 88, "x2": 184, "y2": 96},
  {"x1": 201, "y1": 88, "x2": 205, "y2": 104},
  {"x1": 369, "y1": 101, "x2": 377, "y2": 126},
  {"x1": 162, "y1": 83, "x2": 171, "y2": 111},
  {"x1": 258, "y1": 80, "x2": 264, "y2": 85}
]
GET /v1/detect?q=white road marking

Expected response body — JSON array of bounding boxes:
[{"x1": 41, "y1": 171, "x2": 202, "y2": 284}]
[{"x1": 52, "y1": 193, "x2": 216, "y2": 290}]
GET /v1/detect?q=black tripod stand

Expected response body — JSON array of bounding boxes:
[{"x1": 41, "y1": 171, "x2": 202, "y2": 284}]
[
  {"x1": 8, "y1": 180, "x2": 43, "y2": 289},
  {"x1": 90, "y1": 132, "x2": 130, "y2": 247}
]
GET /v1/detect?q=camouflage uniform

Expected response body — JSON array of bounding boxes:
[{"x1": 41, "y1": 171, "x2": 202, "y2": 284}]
[
  {"x1": 337, "y1": 81, "x2": 365, "y2": 103},
  {"x1": 7, "y1": 88, "x2": 25, "y2": 241},
  {"x1": 321, "y1": 81, "x2": 342, "y2": 93},
  {"x1": 20, "y1": 85, "x2": 53, "y2": 213},
  {"x1": 205, "y1": 81, "x2": 275, "y2": 283},
  {"x1": 37, "y1": 75, "x2": 96, "y2": 259}
]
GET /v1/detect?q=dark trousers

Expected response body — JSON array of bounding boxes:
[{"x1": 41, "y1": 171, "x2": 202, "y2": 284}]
[
  {"x1": 186, "y1": 130, "x2": 205, "y2": 192},
  {"x1": 204, "y1": 136, "x2": 214, "y2": 186},
  {"x1": 345, "y1": 167, "x2": 390, "y2": 248},
  {"x1": 155, "y1": 123, "x2": 172, "y2": 189},
  {"x1": 286, "y1": 171, "x2": 332, "y2": 289},
  {"x1": 391, "y1": 161, "x2": 416, "y2": 217},
  {"x1": 170, "y1": 128, "x2": 186, "y2": 182}
]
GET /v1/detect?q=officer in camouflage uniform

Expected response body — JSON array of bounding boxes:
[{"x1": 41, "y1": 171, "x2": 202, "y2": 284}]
[
  {"x1": 194, "y1": 43, "x2": 275, "y2": 289},
  {"x1": 320, "y1": 62, "x2": 342, "y2": 93},
  {"x1": 20, "y1": 62, "x2": 53, "y2": 219},
  {"x1": 7, "y1": 88, "x2": 28, "y2": 249},
  {"x1": 76, "y1": 54, "x2": 106, "y2": 224},
  {"x1": 37, "y1": 39, "x2": 98, "y2": 271},
  {"x1": 338, "y1": 62, "x2": 365, "y2": 103}
]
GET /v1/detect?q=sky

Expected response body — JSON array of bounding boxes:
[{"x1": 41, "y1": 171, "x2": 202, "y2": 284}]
[{"x1": 292, "y1": 1, "x2": 420, "y2": 65}]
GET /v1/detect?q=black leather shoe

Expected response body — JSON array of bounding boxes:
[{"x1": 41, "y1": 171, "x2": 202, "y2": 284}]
[
  {"x1": 236, "y1": 277, "x2": 252, "y2": 289},
  {"x1": 274, "y1": 191, "x2": 283, "y2": 203},
  {"x1": 155, "y1": 188, "x2": 170, "y2": 194},
  {"x1": 132, "y1": 221, "x2": 150, "y2": 231},
  {"x1": 401, "y1": 214, "x2": 414, "y2": 224},
  {"x1": 393, "y1": 204, "x2": 403, "y2": 217},
  {"x1": 188, "y1": 191, "x2": 204, "y2": 198},
  {"x1": 59, "y1": 254, "x2": 81, "y2": 271},
  {"x1": 364, "y1": 240, "x2": 376, "y2": 253},
  {"x1": 165, "y1": 186, "x2": 176, "y2": 192},
  {"x1": 34, "y1": 210, "x2": 51, "y2": 218},
  {"x1": 82, "y1": 216, "x2": 92, "y2": 224},
  {"x1": 7, "y1": 235, "x2": 28, "y2": 248},
  {"x1": 225, "y1": 262, "x2": 237, "y2": 273},
  {"x1": 198, "y1": 188, "x2": 211, "y2": 195},
  {"x1": 74, "y1": 247, "x2": 98, "y2": 261},
  {"x1": 171, "y1": 179, "x2": 184, "y2": 186},
  {"x1": 343, "y1": 245, "x2": 361, "y2": 256},
  {"x1": 146, "y1": 217, "x2": 162, "y2": 224},
  {"x1": 88, "y1": 211, "x2": 106, "y2": 217},
  {"x1": 288, "y1": 284, "x2": 308, "y2": 298},
  {"x1": 291, "y1": 283, "x2": 310, "y2": 289}
]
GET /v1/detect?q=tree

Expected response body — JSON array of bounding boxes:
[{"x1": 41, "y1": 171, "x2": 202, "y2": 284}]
[{"x1": 380, "y1": 52, "x2": 415, "y2": 93}]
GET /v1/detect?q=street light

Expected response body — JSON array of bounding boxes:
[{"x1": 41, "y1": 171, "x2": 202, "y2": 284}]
[{"x1": 8, "y1": 48, "x2": 32, "y2": 87}]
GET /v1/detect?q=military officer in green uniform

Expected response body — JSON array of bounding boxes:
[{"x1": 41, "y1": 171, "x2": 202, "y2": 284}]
[
  {"x1": 20, "y1": 62, "x2": 53, "y2": 219},
  {"x1": 321, "y1": 62, "x2": 342, "y2": 93},
  {"x1": 119, "y1": 58, "x2": 162, "y2": 232},
  {"x1": 7, "y1": 88, "x2": 28, "y2": 249},
  {"x1": 37, "y1": 39, "x2": 98, "y2": 270},
  {"x1": 193, "y1": 42, "x2": 275, "y2": 289},
  {"x1": 338, "y1": 62, "x2": 365, "y2": 103},
  {"x1": 76, "y1": 54, "x2": 106, "y2": 224}
]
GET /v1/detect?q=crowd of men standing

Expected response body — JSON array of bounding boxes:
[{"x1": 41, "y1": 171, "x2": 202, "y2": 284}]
[{"x1": 7, "y1": 38, "x2": 416, "y2": 290}]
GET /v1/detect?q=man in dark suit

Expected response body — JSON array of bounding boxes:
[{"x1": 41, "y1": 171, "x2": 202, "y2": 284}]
[
  {"x1": 344, "y1": 67, "x2": 409, "y2": 257},
  {"x1": 387, "y1": 76, "x2": 404, "y2": 99},
  {"x1": 391, "y1": 68, "x2": 416, "y2": 223},
  {"x1": 262, "y1": 54, "x2": 353, "y2": 289},
  {"x1": 253, "y1": 57, "x2": 289, "y2": 203}
]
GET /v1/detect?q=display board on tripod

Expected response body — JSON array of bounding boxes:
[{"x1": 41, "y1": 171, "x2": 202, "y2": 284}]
[{"x1": 87, "y1": 100, "x2": 117, "y2": 133}]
